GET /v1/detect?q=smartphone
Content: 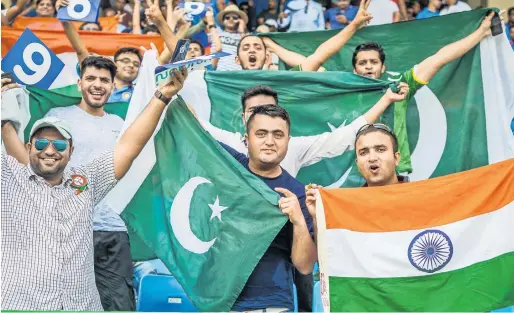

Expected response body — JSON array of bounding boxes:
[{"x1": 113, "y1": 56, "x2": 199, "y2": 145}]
[
  {"x1": 489, "y1": 11, "x2": 503, "y2": 36},
  {"x1": 171, "y1": 39, "x2": 191, "y2": 63},
  {"x1": 1, "y1": 72, "x2": 16, "y2": 83}
]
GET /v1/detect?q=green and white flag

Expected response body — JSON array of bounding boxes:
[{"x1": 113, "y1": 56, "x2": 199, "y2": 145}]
[{"x1": 179, "y1": 9, "x2": 513, "y2": 188}]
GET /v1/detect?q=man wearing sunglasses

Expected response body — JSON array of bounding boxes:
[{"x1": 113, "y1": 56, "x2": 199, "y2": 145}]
[
  {"x1": 213, "y1": 4, "x2": 249, "y2": 71},
  {"x1": 0, "y1": 67, "x2": 188, "y2": 311}
]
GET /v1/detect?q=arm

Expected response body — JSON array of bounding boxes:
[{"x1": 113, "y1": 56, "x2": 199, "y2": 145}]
[
  {"x1": 298, "y1": 0, "x2": 372, "y2": 72},
  {"x1": 56, "y1": 0, "x2": 89, "y2": 63},
  {"x1": 262, "y1": 37, "x2": 308, "y2": 68},
  {"x1": 145, "y1": 0, "x2": 179, "y2": 54},
  {"x1": 3, "y1": 0, "x2": 29, "y2": 25},
  {"x1": 397, "y1": 0, "x2": 408, "y2": 21},
  {"x1": 1, "y1": 122, "x2": 29, "y2": 165},
  {"x1": 277, "y1": 10, "x2": 291, "y2": 28},
  {"x1": 113, "y1": 67, "x2": 187, "y2": 180},
  {"x1": 415, "y1": 12, "x2": 494, "y2": 83},
  {"x1": 185, "y1": 20, "x2": 205, "y2": 38},
  {"x1": 132, "y1": 0, "x2": 141, "y2": 34},
  {"x1": 166, "y1": 0, "x2": 173, "y2": 26},
  {"x1": 275, "y1": 188, "x2": 317, "y2": 275},
  {"x1": 293, "y1": 83, "x2": 409, "y2": 167}
]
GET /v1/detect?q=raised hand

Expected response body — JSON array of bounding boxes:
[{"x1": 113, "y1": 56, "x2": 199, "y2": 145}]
[
  {"x1": 203, "y1": 7, "x2": 215, "y2": 25},
  {"x1": 478, "y1": 11, "x2": 495, "y2": 38},
  {"x1": 275, "y1": 187, "x2": 306, "y2": 226},
  {"x1": 158, "y1": 66, "x2": 188, "y2": 99},
  {"x1": 145, "y1": 0, "x2": 165, "y2": 25},
  {"x1": 305, "y1": 184, "x2": 321, "y2": 220},
  {"x1": 1, "y1": 78, "x2": 21, "y2": 93},
  {"x1": 351, "y1": 0, "x2": 372, "y2": 29},
  {"x1": 55, "y1": 0, "x2": 69, "y2": 10},
  {"x1": 385, "y1": 82, "x2": 409, "y2": 103}
]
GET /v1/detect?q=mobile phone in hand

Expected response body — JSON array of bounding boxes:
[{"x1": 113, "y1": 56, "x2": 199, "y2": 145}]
[{"x1": 1, "y1": 72, "x2": 16, "y2": 83}]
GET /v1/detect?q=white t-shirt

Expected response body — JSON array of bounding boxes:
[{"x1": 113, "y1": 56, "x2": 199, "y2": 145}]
[
  {"x1": 200, "y1": 116, "x2": 367, "y2": 177},
  {"x1": 211, "y1": 28, "x2": 243, "y2": 71},
  {"x1": 367, "y1": 0, "x2": 399, "y2": 26},
  {"x1": 45, "y1": 105, "x2": 126, "y2": 232},
  {"x1": 439, "y1": 1, "x2": 471, "y2": 15}
]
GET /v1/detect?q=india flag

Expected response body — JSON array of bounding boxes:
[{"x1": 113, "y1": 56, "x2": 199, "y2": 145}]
[{"x1": 315, "y1": 158, "x2": 514, "y2": 312}]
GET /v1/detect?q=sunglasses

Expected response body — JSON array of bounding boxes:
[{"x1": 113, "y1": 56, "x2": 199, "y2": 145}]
[
  {"x1": 34, "y1": 138, "x2": 68, "y2": 152},
  {"x1": 356, "y1": 123, "x2": 394, "y2": 137},
  {"x1": 224, "y1": 15, "x2": 240, "y2": 21}
]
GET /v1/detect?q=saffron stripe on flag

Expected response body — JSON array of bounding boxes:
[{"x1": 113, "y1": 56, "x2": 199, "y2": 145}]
[{"x1": 320, "y1": 159, "x2": 514, "y2": 232}]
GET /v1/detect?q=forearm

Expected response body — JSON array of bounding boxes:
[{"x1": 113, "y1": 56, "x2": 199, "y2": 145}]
[
  {"x1": 113, "y1": 96, "x2": 168, "y2": 180},
  {"x1": 158, "y1": 46, "x2": 172, "y2": 64},
  {"x1": 209, "y1": 27, "x2": 222, "y2": 53},
  {"x1": 265, "y1": 38, "x2": 307, "y2": 67},
  {"x1": 416, "y1": 28, "x2": 485, "y2": 82},
  {"x1": 62, "y1": 21, "x2": 89, "y2": 63},
  {"x1": 185, "y1": 20, "x2": 205, "y2": 38},
  {"x1": 301, "y1": 23, "x2": 357, "y2": 72},
  {"x1": 155, "y1": 19, "x2": 179, "y2": 54},
  {"x1": 133, "y1": 3, "x2": 141, "y2": 34},
  {"x1": 1, "y1": 122, "x2": 29, "y2": 165},
  {"x1": 5, "y1": 3, "x2": 25, "y2": 24},
  {"x1": 398, "y1": 0, "x2": 408, "y2": 20},
  {"x1": 291, "y1": 221, "x2": 317, "y2": 274},
  {"x1": 362, "y1": 94, "x2": 392, "y2": 124}
]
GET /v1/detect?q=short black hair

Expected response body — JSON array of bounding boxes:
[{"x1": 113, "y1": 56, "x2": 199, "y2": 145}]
[
  {"x1": 237, "y1": 35, "x2": 267, "y2": 56},
  {"x1": 190, "y1": 40, "x2": 205, "y2": 55},
  {"x1": 79, "y1": 55, "x2": 117, "y2": 81},
  {"x1": 114, "y1": 47, "x2": 143, "y2": 63},
  {"x1": 142, "y1": 24, "x2": 160, "y2": 35},
  {"x1": 508, "y1": 7, "x2": 514, "y2": 16},
  {"x1": 352, "y1": 42, "x2": 386, "y2": 68},
  {"x1": 36, "y1": 0, "x2": 54, "y2": 6},
  {"x1": 79, "y1": 22, "x2": 102, "y2": 31},
  {"x1": 241, "y1": 85, "x2": 278, "y2": 111},
  {"x1": 354, "y1": 126, "x2": 398, "y2": 154},
  {"x1": 246, "y1": 104, "x2": 291, "y2": 133}
]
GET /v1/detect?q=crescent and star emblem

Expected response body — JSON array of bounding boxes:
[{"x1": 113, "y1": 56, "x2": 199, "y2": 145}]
[{"x1": 169, "y1": 176, "x2": 227, "y2": 254}]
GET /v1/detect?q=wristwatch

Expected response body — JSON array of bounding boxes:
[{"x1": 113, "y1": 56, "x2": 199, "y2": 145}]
[
  {"x1": 208, "y1": 24, "x2": 216, "y2": 29},
  {"x1": 154, "y1": 90, "x2": 172, "y2": 105}
]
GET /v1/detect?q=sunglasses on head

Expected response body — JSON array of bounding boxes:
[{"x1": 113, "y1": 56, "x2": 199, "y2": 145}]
[
  {"x1": 224, "y1": 15, "x2": 240, "y2": 20},
  {"x1": 34, "y1": 138, "x2": 68, "y2": 152},
  {"x1": 356, "y1": 123, "x2": 393, "y2": 137}
]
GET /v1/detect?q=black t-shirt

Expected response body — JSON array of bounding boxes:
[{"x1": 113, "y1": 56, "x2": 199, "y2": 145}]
[{"x1": 220, "y1": 142, "x2": 314, "y2": 311}]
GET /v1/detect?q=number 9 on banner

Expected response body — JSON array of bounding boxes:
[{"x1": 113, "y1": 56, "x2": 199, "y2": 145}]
[
  {"x1": 1, "y1": 29, "x2": 65, "y2": 89},
  {"x1": 57, "y1": 0, "x2": 100, "y2": 23}
]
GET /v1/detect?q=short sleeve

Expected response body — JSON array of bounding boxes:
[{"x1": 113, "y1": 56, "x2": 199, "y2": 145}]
[
  {"x1": 299, "y1": 194, "x2": 314, "y2": 239},
  {"x1": 400, "y1": 66, "x2": 428, "y2": 103},
  {"x1": 82, "y1": 150, "x2": 117, "y2": 207},
  {"x1": 219, "y1": 141, "x2": 248, "y2": 165}
]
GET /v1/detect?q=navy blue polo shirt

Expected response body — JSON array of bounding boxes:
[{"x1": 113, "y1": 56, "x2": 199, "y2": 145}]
[{"x1": 220, "y1": 142, "x2": 314, "y2": 311}]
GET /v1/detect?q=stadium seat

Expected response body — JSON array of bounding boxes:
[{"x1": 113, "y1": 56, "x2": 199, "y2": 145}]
[
  {"x1": 312, "y1": 281, "x2": 323, "y2": 312},
  {"x1": 136, "y1": 274, "x2": 198, "y2": 312}
]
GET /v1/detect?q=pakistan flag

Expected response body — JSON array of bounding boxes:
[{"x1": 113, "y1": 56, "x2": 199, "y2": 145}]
[
  {"x1": 180, "y1": 8, "x2": 513, "y2": 188},
  {"x1": 112, "y1": 96, "x2": 286, "y2": 311}
]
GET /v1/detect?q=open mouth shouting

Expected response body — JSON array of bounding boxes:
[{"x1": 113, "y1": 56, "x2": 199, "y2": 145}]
[
  {"x1": 248, "y1": 54, "x2": 258, "y2": 68},
  {"x1": 368, "y1": 164, "x2": 380, "y2": 175}
]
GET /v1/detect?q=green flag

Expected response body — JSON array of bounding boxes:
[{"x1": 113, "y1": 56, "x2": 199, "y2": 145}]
[
  {"x1": 111, "y1": 96, "x2": 287, "y2": 311},
  {"x1": 180, "y1": 8, "x2": 513, "y2": 188}
]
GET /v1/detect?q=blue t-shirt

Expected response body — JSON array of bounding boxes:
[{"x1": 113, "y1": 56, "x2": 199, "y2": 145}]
[
  {"x1": 416, "y1": 8, "x2": 440, "y2": 19},
  {"x1": 108, "y1": 85, "x2": 134, "y2": 103},
  {"x1": 324, "y1": 6, "x2": 358, "y2": 30},
  {"x1": 220, "y1": 143, "x2": 314, "y2": 311}
]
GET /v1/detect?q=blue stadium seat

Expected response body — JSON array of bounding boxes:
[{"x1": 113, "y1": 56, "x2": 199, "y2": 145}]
[
  {"x1": 136, "y1": 274, "x2": 198, "y2": 312},
  {"x1": 491, "y1": 306, "x2": 514, "y2": 312},
  {"x1": 312, "y1": 281, "x2": 323, "y2": 312}
]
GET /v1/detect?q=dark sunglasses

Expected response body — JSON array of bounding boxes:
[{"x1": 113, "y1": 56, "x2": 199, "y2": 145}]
[
  {"x1": 356, "y1": 123, "x2": 394, "y2": 137},
  {"x1": 34, "y1": 138, "x2": 68, "y2": 152},
  {"x1": 224, "y1": 15, "x2": 240, "y2": 21}
]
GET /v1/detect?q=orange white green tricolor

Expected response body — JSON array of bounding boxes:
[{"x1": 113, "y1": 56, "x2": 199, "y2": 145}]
[{"x1": 315, "y1": 158, "x2": 514, "y2": 312}]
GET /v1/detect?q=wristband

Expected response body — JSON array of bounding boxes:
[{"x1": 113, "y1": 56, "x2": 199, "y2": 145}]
[{"x1": 208, "y1": 24, "x2": 216, "y2": 29}]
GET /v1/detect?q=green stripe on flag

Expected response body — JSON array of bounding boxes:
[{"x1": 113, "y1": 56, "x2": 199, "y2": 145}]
[{"x1": 328, "y1": 252, "x2": 514, "y2": 312}]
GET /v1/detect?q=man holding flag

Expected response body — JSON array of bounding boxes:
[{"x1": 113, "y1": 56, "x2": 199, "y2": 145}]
[{"x1": 0, "y1": 67, "x2": 188, "y2": 311}]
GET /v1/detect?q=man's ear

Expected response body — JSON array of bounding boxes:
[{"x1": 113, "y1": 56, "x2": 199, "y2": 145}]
[
  {"x1": 244, "y1": 132, "x2": 249, "y2": 142},
  {"x1": 381, "y1": 63, "x2": 386, "y2": 74},
  {"x1": 394, "y1": 151, "x2": 401, "y2": 166},
  {"x1": 235, "y1": 55, "x2": 241, "y2": 66},
  {"x1": 25, "y1": 142, "x2": 31, "y2": 153}
]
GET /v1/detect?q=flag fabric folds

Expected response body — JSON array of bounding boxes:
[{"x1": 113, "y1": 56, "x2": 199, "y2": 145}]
[{"x1": 315, "y1": 158, "x2": 514, "y2": 312}]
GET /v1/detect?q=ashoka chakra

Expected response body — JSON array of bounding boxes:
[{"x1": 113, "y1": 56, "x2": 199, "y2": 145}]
[{"x1": 408, "y1": 229, "x2": 453, "y2": 273}]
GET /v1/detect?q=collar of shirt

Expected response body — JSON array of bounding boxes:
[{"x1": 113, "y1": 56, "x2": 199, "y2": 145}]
[{"x1": 27, "y1": 163, "x2": 73, "y2": 187}]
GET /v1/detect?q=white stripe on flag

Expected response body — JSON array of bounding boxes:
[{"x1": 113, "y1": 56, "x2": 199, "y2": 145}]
[{"x1": 326, "y1": 201, "x2": 514, "y2": 279}]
